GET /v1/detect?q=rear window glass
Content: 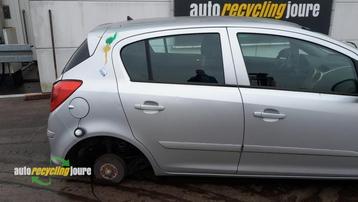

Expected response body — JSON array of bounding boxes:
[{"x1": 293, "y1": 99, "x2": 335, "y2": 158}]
[
  {"x1": 63, "y1": 39, "x2": 90, "y2": 73},
  {"x1": 120, "y1": 33, "x2": 225, "y2": 85}
]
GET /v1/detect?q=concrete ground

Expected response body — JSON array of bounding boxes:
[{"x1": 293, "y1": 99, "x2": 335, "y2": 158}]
[{"x1": 1, "y1": 98, "x2": 358, "y2": 202}]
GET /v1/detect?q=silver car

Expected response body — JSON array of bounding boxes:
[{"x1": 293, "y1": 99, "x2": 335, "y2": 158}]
[{"x1": 48, "y1": 17, "x2": 358, "y2": 184}]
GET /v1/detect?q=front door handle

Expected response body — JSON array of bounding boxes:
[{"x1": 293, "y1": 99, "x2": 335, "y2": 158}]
[
  {"x1": 134, "y1": 101, "x2": 165, "y2": 112},
  {"x1": 253, "y1": 109, "x2": 286, "y2": 122},
  {"x1": 253, "y1": 111, "x2": 286, "y2": 119},
  {"x1": 134, "y1": 104, "x2": 165, "y2": 111}
]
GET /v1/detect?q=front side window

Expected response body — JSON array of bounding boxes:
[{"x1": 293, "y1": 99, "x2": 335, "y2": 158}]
[
  {"x1": 238, "y1": 34, "x2": 358, "y2": 95},
  {"x1": 121, "y1": 33, "x2": 225, "y2": 85}
]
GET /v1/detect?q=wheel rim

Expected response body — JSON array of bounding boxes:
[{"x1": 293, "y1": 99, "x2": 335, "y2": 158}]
[{"x1": 99, "y1": 163, "x2": 119, "y2": 180}]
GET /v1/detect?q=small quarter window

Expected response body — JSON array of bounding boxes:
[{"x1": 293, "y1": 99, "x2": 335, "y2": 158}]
[
  {"x1": 121, "y1": 33, "x2": 225, "y2": 85},
  {"x1": 63, "y1": 40, "x2": 90, "y2": 73}
]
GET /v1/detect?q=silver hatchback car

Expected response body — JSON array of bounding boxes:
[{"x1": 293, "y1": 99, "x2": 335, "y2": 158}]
[{"x1": 48, "y1": 17, "x2": 358, "y2": 184}]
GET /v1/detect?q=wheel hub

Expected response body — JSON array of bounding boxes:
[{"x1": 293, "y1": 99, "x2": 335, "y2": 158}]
[{"x1": 99, "y1": 163, "x2": 119, "y2": 180}]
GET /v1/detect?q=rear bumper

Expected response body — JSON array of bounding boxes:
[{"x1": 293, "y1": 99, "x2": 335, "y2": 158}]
[
  {"x1": 47, "y1": 129, "x2": 70, "y2": 165},
  {"x1": 47, "y1": 107, "x2": 80, "y2": 164}
]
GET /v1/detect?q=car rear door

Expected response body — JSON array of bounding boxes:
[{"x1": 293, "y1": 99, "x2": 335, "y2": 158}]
[
  {"x1": 112, "y1": 28, "x2": 244, "y2": 174},
  {"x1": 228, "y1": 27, "x2": 358, "y2": 177}
]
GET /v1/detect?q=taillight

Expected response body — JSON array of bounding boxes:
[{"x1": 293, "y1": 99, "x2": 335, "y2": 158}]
[{"x1": 50, "y1": 80, "x2": 82, "y2": 112}]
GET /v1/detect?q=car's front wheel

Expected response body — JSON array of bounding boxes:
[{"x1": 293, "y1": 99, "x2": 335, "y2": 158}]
[{"x1": 93, "y1": 153, "x2": 127, "y2": 184}]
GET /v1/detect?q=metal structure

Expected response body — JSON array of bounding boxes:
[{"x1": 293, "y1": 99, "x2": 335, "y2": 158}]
[
  {"x1": 0, "y1": 44, "x2": 32, "y2": 63},
  {"x1": 0, "y1": 44, "x2": 33, "y2": 84}
]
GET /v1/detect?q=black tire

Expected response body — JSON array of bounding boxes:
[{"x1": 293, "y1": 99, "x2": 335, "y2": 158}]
[{"x1": 93, "y1": 153, "x2": 127, "y2": 184}]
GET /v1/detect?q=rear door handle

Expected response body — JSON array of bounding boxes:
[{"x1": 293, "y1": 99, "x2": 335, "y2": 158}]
[
  {"x1": 254, "y1": 112, "x2": 286, "y2": 119},
  {"x1": 134, "y1": 104, "x2": 165, "y2": 111}
]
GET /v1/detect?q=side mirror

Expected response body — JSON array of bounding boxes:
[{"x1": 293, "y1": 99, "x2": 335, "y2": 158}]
[{"x1": 331, "y1": 79, "x2": 358, "y2": 93}]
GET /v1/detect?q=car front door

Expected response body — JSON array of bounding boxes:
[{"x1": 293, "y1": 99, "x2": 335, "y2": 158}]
[
  {"x1": 228, "y1": 28, "x2": 358, "y2": 177},
  {"x1": 112, "y1": 28, "x2": 244, "y2": 174}
]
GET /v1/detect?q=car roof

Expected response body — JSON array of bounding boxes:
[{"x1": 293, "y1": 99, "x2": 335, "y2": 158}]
[
  {"x1": 106, "y1": 16, "x2": 302, "y2": 33},
  {"x1": 87, "y1": 17, "x2": 358, "y2": 56}
]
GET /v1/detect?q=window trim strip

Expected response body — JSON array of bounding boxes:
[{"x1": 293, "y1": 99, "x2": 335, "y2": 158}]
[{"x1": 144, "y1": 40, "x2": 154, "y2": 81}]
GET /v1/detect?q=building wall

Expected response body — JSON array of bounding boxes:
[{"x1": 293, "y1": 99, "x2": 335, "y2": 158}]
[
  {"x1": 19, "y1": 0, "x2": 36, "y2": 46},
  {"x1": 2, "y1": 0, "x2": 24, "y2": 44},
  {"x1": 330, "y1": 0, "x2": 358, "y2": 45},
  {"x1": 27, "y1": 0, "x2": 358, "y2": 92},
  {"x1": 30, "y1": 0, "x2": 172, "y2": 91}
]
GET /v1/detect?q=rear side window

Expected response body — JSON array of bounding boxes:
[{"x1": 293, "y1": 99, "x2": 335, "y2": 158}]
[
  {"x1": 121, "y1": 33, "x2": 225, "y2": 85},
  {"x1": 63, "y1": 40, "x2": 90, "y2": 73}
]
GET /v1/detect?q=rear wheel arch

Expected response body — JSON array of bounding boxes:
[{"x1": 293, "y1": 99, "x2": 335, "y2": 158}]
[{"x1": 65, "y1": 135, "x2": 157, "y2": 174}]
